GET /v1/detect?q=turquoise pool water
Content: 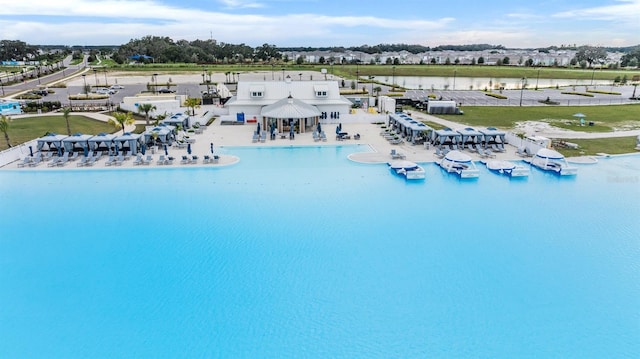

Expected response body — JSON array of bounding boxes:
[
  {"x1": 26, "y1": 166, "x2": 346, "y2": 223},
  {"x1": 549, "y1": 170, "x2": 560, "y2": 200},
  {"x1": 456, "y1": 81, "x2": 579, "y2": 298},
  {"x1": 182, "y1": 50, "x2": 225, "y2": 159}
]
[{"x1": 1, "y1": 145, "x2": 639, "y2": 358}]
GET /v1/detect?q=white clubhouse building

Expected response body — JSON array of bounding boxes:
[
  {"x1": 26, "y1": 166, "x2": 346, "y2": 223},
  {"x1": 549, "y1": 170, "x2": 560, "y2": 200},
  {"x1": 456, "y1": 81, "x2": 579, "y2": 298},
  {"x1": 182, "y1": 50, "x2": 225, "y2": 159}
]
[{"x1": 225, "y1": 77, "x2": 352, "y2": 133}]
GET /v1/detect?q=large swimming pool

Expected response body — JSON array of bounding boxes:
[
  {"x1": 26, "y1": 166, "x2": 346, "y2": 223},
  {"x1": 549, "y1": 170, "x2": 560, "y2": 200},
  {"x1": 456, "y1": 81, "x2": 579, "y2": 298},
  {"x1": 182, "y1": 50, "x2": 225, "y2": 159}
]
[{"x1": 1, "y1": 145, "x2": 639, "y2": 358}]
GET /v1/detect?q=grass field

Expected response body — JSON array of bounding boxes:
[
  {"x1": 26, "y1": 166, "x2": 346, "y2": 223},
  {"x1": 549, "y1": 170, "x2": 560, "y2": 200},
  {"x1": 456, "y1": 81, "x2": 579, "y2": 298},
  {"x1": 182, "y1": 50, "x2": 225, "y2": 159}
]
[
  {"x1": 555, "y1": 136, "x2": 639, "y2": 156},
  {"x1": 106, "y1": 63, "x2": 640, "y2": 82},
  {"x1": 437, "y1": 104, "x2": 640, "y2": 132},
  {"x1": 1, "y1": 115, "x2": 116, "y2": 151}
]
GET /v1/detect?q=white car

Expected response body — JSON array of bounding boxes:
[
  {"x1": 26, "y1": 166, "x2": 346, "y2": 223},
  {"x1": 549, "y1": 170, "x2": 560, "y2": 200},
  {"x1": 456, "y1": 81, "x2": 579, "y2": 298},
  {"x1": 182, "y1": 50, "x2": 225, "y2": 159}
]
[
  {"x1": 96, "y1": 88, "x2": 116, "y2": 95},
  {"x1": 110, "y1": 85, "x2": 124, "y2": 90}
]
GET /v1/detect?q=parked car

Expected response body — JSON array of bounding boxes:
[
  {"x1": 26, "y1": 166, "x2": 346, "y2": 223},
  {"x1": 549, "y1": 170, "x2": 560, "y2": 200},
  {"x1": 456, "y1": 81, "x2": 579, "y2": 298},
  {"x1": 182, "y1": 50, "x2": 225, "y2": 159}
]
[
  {"x1": 158, "y1": 88, "x2": 175, "y2": 93},
  {"x1": 32, "y1": 89, "x2": 48, "y2": 96},
  {"x1": 110, "y1": 84, "x2": 124, "y2": 90},
  {"x1": 95, "y1": 87, "x2": 116, "y2": 95}
]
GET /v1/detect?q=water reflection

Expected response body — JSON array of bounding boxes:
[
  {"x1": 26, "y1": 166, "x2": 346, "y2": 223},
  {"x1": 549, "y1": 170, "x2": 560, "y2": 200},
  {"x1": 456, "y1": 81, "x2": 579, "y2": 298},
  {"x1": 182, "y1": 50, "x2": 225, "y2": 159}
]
[{"x1": 369, "y1": 76, "x2": 612, "y2": 90}]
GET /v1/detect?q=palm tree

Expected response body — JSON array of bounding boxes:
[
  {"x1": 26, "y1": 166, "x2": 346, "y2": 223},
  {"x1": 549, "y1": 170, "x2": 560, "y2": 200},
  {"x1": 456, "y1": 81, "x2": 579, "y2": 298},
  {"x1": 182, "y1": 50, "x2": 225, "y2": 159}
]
[
  {"x1": 0, "y1": 115, "x2": 11, "y2": 148},
  {"x1": 62, "y1": 107, "x2": 72, "y2": 135},
  {"x1": 154, "y1": 111, "x2": 168, "y2": 126},
  {"x1": 137, "y1": 103, "x2": 156, "y2": 125},
  {"x1": 107, "y1": 111, "x2": 135, "y2": 135},
  {"x1": 183, "y1": 97, "x2": 201, "y2": 116}
]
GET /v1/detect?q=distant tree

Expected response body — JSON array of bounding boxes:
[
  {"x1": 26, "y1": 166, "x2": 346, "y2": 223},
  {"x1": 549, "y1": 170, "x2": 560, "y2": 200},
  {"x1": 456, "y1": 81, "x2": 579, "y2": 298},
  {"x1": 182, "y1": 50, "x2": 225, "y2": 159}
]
[
  {"x1": 454, "y1": 58, "x2": 460, "y2": 65},
  {"x1": 575, "y1": 45, "x2": 607, "y2": 68},
  {"x1": 318, "y1": 56, "x2": 325, "y2": 64},
  {"x1": 350, "y1": 80, "x2": 356, "y2": 90},
  {"x1": 502, "y1": 56, "x2": 510, "y2": 65},
  {"x1": 393, "y1": 58, "x2": 400, "y2": 65},
  {"x1": 62, "y1": 107, "x2": 72, "y2": 135},
  {"x1": 296, "y1": 55, "x2": 304, "y2": 64},
  {"x1": 525, "y1": 58, "x2": 534, "y2": 66},
  {"x1": 477, "y1": 56, "x2": 485, "y2": 64},
  {"x1": 385, "y1": 57, "x2": 392, "y2": 65},
  {"x1": 471, "y1": 57, "x2": 476, "y2": 65},
  {"x1": 137, "y1": 103, "x2": 157, "y2": 126},
  {"x1": 444, "y1": 57, "x2": 451, "y2": 65},
  {"x1": 430, "y1": 58, "x2": 437, "y2": 64},
  {"x1": 0, "y1": 115, "x2": 11, "y2": 148},
  {"x1": 496, "y1": 58, "x2": 503, "y2": 66},
  {"x1": 107, "y1": 112, "x2": 134, "y2": 135}
]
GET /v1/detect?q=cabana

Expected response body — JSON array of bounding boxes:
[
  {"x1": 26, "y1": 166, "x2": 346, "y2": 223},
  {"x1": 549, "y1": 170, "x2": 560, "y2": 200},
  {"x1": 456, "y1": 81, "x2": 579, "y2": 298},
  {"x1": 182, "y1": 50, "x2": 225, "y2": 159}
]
[
  {"x1": 143, "y1": 126, "x2": 175, "y2": 146},
  {"x1": 88, "y1": 133, "x2": 117, "y2": 152},
  {"x1": 478, "y1": 127, "x2": 507, "y2": 149},
  {"x1": 162, "y1": 113, "x2": 189, "y2": 130},
  {"x1": 260, "y1": 96, "x2": 321, "y2": 134},
  {"x1": 456, "y1": 127, "x2": 483, "y2": 149},
  {"x1": 62, "y1": 133, "x2": 93, "y2": 152},
  {"x1": 36, "y1": 133, "x2": 68, "y2": 152},
  {"x1": 388, "y1": 113, "x2": 432, "y2": 144},
  {"x1": 114, "y1": 132, "x2": 143, "y2": 155},
  {"x1": 430, "y1": 128, "x2": 462, "y2": 149}
]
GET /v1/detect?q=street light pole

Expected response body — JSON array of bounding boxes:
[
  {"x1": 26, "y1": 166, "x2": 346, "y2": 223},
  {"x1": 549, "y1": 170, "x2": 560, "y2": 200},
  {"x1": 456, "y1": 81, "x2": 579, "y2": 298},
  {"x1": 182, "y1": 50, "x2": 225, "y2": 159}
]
[
  {"x1": 282, "y1": 68, "x2": 285, "y2": 81},
  {"x1": 392, "y1": 65, "x2": 396, "y2": 91},
  {"x1": 535, "y1": 68, "x2": 540, "y2": 90},
  {"x1": 82, "y1": 74, "x2": 87, "y2": 94},
  {"x1": 519, "y1": 77, "x2": 526, "y2": 106},
  {"x1": 369, "y1": 75, "x2": 375, "y2": 102},
  {"x1": 103, "y1": 69, "x2": 108, "y2": 87},
  {"x1": 153, "y1": 73, "x2": 158, "y2": 94}
]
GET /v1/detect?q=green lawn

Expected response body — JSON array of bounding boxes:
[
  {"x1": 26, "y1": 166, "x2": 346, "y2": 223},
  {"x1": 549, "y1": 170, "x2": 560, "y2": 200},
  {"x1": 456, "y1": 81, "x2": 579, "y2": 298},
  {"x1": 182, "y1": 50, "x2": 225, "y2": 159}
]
[
  {"x1": 555, "y1": 136, "x2": 639, "y2": 156},
  {"x1": 437, "y1": 104, "x2": 640, "y2": 132},
  {"x1": 2, "y1": 115, "x2": 116, "y2": 151}
]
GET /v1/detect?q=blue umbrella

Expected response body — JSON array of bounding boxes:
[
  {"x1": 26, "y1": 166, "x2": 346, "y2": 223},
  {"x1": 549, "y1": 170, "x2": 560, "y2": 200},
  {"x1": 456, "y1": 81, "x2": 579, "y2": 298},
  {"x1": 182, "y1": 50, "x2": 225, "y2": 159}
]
[
  {"x1": 83, "y1": 146, "x2": 88, "y2": 157},
  {"x1": 57, "y1": 146, "x2": 62, "y2": 157},
  {"x1": 141, "y1": 143, "x2": 146, "y2": 155},
  {"x1": 257, "y1": 122, "x2": 261, "y2": 135},
  {"x1": 210, "y1": 142, "x2": 214, "y2": 154},
  {"x1": 187, "y1": 143, "x2": 192, "y2": 155},
  {"x1": 114, "y1": 144, "x2": 119, "y2": 155},
  {"x1": 164, "y1": 144, "x2": 168, "y2": 156},
  {"x1": 336, "y1": 125, "x2": 340, "y2": 134},
  {"x1": 29, "y1": 145, "x2": 33, "y2": 157},
  {"x1": 317, "y1": 122, "x2": 321, "y2": 133}
]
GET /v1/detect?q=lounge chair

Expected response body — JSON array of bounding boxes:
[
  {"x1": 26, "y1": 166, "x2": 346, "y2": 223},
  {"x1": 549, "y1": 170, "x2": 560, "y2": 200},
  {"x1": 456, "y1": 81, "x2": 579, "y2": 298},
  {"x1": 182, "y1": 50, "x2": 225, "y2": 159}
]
[
  {"x1": 390, "y1": 149, "x2": 406, "y2": 159},
  {"x1": 142, "y1": 155, "x2": 152, "y2": 165},
  {"x1": 434, "y1": 147, "x2": 445, "y2": 158},
  {"x1": 17, "y1": 157, "x2": 32, "y2": 168},
  {"x1": 104, "y1": 155, "x2": 116, "y2": 166},
  {"x1": 320, "y1": 132, "x2": 327, "y2": 142},
  {"x1": 76, "y1": 156, "x2": 89, "y2": 167},
  {"x1": 56, "y1": 153, "x2": 70, "y2": 167},
  {"x1": 166, "y1": 156, "x2": 175, "y2": 165},
  {"x1": 28, "y1": 155, "x2": 42, "y2": 167},
  {"x1": 190, "y1": 155, "x2": 199, "y2": 164},
  {"x1": 180, "y1": 155, "x2": 189, "y2": 164},
  {"x1": 43, "y1": 152, "x2": 54, "y2": 161},
  {"x1": 174, "y1": 140, "x2": 187, "y2": 149},
  {"x1": 68, "y1": 152, "x2": 79, "y2": 162},
  {"x1": 133, "y1": 154, "x2": 144, "y2": 165},
  {"x1": 252, "y1": 133, "x2": 259, "y2": 143},
  {"x1": 260, "y1": 132, "x2": 267, "y2": 143},
  {"x1": 84, "y1": 156, "x2": 96, "y2": 166},
  {"x1": 123, "y1": 151, "x2": 132, "y2": 160},
  {"x1": 517, "y1": 147, "x2": 527, "y2": 157},
  {"x1": 156, "y1": 155, "x2": 167, "y2": 165}
]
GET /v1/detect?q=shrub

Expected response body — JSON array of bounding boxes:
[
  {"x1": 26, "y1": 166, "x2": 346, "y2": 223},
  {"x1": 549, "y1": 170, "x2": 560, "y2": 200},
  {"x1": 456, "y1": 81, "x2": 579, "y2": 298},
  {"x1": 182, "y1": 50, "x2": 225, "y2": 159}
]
[
  {"x1": 484, "y1": 92, "x2": 508, "y2": 99},
  {"x1": 560, "y1": 91, "x2": 595, "y2": 97}
]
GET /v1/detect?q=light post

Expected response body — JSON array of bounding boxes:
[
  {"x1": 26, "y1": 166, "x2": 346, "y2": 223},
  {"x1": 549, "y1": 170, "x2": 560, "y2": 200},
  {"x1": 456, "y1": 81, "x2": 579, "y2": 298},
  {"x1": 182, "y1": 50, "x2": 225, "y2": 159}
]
[
  {"x1": 590, "y1": 66, "x2": 596, "y2": 86},
  {"x1": 153, "y1": 73, "x2": 158, "y2": 94},
  {"x1": 37, "y1": 66, "x2": 41, "y2": 84},
  {"x1": 103, "y1": 69, "x2": 108, "y2": 87},
  {"x1": 282, "y1": 68, "x2": 285, "y2": 81},
  {"x1": 82, "y1": 74, "x2": 87, "y2": 94},
  {"x1": 535, "y1": 68, "x2": 540, "y2": 90},
  {"x1": 299, "y1": 73, "x2": 302, "y2": 81},
  {"x1": 93, "y1": 68, "x2": 98, "y2": 87},
  {"x1": 271, "y1": 64, "x2": 274, "y2": 80},
  {"x1": 519, "y1": 77, "x2": 526, "y2": 106},
  {"x1": 392, "y1": 65, "x2": 396, "y2": 91},
  {"x1": 369, "y1": 75, "x2": 375, "y2": 99},
  {"x1": 453, "y1": 68, "x2": 456, "y2": 90}
]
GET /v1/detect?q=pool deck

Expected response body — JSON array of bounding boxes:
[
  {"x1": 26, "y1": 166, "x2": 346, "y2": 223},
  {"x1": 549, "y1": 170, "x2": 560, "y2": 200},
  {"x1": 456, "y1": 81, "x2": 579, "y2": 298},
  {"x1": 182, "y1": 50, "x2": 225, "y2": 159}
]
[{"x1": 4, "y1": 111, "x2": 529, "y2": 170}]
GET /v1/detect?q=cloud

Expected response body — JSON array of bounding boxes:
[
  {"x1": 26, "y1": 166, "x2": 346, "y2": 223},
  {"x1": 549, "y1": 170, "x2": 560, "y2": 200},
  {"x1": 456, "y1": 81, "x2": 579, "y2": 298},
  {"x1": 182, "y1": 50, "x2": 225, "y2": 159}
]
[
  {"x1": 552, "y1": 0, "x2": 640, "y2": 22},
  {"x1": 217, "y1": 0, "x2": 264, "y2": 9}
]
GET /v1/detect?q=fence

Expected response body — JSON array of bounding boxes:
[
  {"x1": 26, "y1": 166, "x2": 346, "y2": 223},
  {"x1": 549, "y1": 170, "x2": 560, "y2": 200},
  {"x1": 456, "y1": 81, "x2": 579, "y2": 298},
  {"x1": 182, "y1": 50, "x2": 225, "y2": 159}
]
[{"x1": 0, "y1": 140, "x2": 38, "y2": 167}]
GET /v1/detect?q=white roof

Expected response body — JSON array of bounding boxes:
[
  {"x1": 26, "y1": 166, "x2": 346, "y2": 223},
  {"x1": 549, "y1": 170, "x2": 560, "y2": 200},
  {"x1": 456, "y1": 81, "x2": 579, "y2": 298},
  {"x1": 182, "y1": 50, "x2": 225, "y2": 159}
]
[
  {"x1": 444, "y1": 150, "x2": 472, "y2": 163},
  {"x1": 233, "y1": 80, "x2": 351, "y2": 106},
  {"x1": 261, "y1": 97, "x2": 321, "y2": 119},
  {"x1": 535, "y1": 148, "x2": 564, "y2": 160}
]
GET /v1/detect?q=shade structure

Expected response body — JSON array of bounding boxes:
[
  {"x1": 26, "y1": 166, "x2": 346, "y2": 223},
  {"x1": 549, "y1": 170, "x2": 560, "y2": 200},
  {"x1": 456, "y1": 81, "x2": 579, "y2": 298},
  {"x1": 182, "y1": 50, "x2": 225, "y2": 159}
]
[
  {"x1": 36, "y1": 133, "x2": 68, "y2": 151},
  {"x1": 260, "y1": 96, "x2": 321, "y2": 119},
  {"x1": 62, "y1": 133, "x2": 93, "y2": 152},
  {"x1": 88, "y1": 133, "x2": 116, "y2": 151},
  {"x1": 572, "y1": 113, "x2": 586, "y2": 118},
  {"x1": 114, "y1": 132, "x2": 143, "y2": 154}
]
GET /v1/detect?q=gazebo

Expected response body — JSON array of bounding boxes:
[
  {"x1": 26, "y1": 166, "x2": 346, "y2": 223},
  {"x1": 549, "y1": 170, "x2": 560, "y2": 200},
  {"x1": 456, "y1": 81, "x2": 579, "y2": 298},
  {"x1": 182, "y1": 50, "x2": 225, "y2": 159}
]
[
  {"x1": 430, "y1": 128, "x2": 462, "y2": 148},
  {"x1": 478, "y1": 127, "x2": 507, "y2": 148},
  {"x1": 143, "y1": 126, "x2": 175, "y2": 146},
  {"x1": 62, "y1": 133, "x2": 93, "y2": 152},
  {"x1": 114, "y1": 132, "x2": 144, "y2": 154},
  {"x1": 260, "y1": 96, "x2": 321, "y2": 134},
  {"x1": 88, "y1": 133, "x2": 117, "y2": 152},
  {"x1": 456, "y1": 127, "x2": 483, "y2": 149},
  {"x1": 36, "y1": 133, "x2": 68, "y2": 152}
]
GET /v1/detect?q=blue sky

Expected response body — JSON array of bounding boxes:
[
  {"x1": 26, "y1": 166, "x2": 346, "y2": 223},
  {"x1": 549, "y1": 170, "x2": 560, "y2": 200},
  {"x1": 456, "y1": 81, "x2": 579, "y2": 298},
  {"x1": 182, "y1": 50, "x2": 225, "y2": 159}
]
[{"x1": 0, "y1": 0, "x2": 638, "y2": 47}]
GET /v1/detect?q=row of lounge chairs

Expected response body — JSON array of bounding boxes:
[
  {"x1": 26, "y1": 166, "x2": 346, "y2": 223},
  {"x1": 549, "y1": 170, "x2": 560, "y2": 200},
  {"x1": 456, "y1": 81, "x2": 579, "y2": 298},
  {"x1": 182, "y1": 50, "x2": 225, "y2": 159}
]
[
  {"x1": 313, "y1": 131, "x2": 327, "y2": 142},
  {"x1": 252, "y1": 131, "x2": 267, "y2": 143},
  {"x1": 380, "y1": 129, "x2": 404, "y2": 145}
]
